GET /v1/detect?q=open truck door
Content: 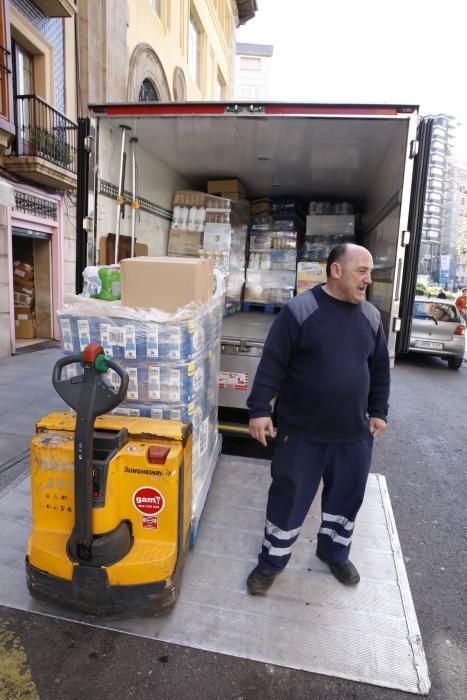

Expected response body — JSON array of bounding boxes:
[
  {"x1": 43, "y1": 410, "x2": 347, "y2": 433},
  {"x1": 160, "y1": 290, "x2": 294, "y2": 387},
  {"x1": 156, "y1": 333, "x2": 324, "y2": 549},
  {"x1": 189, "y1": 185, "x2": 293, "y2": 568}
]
[{"x1": 396, "y1": 117, "x2": 433, "y2": 355}]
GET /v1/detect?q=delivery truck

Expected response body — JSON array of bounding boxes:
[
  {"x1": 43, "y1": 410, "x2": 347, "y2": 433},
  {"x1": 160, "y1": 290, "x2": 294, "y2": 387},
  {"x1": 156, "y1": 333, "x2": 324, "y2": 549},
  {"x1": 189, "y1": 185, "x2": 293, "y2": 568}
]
[{"x1": 75, "y1": 102, "x2": 432, "y2": 434}]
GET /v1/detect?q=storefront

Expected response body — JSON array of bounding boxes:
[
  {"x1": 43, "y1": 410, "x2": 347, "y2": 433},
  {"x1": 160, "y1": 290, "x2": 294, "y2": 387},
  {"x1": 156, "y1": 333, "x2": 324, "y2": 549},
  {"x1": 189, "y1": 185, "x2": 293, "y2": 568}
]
[{"x1": 7, "y1": 183, "x2": 63, "y2": 353}]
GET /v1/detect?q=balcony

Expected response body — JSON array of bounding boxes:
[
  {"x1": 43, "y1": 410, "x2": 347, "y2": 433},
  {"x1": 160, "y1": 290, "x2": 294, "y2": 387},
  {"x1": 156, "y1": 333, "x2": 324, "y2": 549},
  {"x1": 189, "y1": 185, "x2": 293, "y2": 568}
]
[
  {"x1": 1, "y1": 95, "x2": 77, "y2": 190},
  {"x1": 33, "y1": 0, "x2": 76, "y2": 17}
]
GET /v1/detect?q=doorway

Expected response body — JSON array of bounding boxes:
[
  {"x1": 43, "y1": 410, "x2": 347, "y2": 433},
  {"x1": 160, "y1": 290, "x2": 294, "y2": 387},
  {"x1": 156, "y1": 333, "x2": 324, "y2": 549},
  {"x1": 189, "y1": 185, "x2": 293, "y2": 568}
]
[{"x1": 12, "y1": 227, "x2": 52, "y2": 347}]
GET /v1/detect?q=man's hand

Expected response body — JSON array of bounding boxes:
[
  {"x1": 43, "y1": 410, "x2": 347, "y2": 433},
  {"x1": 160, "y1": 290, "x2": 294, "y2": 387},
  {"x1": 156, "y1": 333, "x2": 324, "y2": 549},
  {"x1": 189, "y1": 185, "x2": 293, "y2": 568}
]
[
  {"x1": 249, "y1": 416, "x2": 276, "y2": 447},
  {"x1": 369, "y1": 417, "x2": 387, "y2": 438}
]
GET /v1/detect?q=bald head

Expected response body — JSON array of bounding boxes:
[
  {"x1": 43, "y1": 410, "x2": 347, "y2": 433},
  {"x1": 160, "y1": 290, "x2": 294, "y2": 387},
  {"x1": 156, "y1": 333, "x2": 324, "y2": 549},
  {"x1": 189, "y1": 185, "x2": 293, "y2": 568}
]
[{"x1": 324, "y1": 243, "x2": 373, "y2": 304}]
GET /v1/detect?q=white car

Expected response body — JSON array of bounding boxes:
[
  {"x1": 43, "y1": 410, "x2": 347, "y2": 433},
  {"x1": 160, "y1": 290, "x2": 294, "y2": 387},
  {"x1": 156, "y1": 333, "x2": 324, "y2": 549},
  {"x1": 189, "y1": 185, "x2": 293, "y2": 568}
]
[{"x1": 409, "y1": 296, "x2": 466, "y2": 370}]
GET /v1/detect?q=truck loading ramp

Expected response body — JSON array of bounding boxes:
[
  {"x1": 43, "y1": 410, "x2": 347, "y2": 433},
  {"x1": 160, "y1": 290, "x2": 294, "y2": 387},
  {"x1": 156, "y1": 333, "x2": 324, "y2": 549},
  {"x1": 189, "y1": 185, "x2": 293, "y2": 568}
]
[{"x1": 0, "y1": 455, "x2": 430, "y2": 694}]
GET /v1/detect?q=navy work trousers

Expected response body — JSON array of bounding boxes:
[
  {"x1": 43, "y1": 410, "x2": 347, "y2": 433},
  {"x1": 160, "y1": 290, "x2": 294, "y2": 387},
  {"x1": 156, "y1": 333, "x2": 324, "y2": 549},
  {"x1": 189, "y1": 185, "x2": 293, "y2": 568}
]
[{"x1": 258, "y1": 431, "x2": 373, "y2": 575}]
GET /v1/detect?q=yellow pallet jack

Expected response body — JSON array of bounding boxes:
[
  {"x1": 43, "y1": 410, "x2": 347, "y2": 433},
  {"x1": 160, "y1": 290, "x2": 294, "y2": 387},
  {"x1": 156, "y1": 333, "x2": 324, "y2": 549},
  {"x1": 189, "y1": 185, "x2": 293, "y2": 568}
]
[{"x1": 26, "y1": 343, "x2": 192, "y2": 616}]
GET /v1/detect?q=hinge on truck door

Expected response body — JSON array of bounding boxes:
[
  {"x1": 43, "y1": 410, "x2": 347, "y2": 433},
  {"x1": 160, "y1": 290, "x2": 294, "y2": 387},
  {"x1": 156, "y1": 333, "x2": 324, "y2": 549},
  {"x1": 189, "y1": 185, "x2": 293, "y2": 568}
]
[
  {"x1": 401, "y1": 230, "x2": 411, "y2": 246},
  {"x1": 84, "y1": 135, "x2": 94, "y2": 154},
  {"x1": 225, "y1": 104, "x2": 264, "y2": 114},
  {"x1": 410, "y1": 140, "x2": 419, "y2": 158}
]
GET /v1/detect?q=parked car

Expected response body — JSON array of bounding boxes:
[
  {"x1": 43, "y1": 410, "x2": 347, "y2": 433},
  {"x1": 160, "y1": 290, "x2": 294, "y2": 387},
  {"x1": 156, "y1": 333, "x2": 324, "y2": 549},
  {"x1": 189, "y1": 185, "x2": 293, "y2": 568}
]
[{"x1": 409, "y1": 296, "x2": 466, "y2": 370}]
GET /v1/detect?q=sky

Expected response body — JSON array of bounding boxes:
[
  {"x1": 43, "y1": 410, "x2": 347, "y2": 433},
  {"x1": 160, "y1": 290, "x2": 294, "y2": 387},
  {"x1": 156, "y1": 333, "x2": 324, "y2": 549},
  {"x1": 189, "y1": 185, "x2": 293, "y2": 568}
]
[{"x1": 236, "y1": 0, "x2": 467, "y2": 162}]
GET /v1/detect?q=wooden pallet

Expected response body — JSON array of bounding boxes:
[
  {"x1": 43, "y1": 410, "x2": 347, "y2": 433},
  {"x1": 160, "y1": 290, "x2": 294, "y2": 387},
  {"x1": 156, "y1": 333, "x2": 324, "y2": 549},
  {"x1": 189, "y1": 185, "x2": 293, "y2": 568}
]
[{"x1": 242, "y1": 302, "x2": 282, "y2": 314}]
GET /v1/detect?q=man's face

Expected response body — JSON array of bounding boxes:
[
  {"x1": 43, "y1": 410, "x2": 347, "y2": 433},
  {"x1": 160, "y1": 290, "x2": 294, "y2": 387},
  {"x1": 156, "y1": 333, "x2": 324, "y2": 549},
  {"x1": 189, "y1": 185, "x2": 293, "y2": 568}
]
[{"x1": 332, "y1": 248, "x2": 374, "y2": 304}]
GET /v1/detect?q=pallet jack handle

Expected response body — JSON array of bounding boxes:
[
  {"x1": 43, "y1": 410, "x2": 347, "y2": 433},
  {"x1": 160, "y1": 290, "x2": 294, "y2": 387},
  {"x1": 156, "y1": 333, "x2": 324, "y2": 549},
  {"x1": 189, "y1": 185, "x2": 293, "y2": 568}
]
[{"x1": 52, "y1": 344, "x2": 129, "y2": 557}]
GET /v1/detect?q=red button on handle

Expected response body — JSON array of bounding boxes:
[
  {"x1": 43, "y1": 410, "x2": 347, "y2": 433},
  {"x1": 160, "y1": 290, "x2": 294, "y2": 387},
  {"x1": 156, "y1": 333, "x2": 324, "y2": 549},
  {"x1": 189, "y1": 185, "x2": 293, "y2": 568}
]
[{"x1": 148, "y1": 446, "x2": 170, "y2": 464}]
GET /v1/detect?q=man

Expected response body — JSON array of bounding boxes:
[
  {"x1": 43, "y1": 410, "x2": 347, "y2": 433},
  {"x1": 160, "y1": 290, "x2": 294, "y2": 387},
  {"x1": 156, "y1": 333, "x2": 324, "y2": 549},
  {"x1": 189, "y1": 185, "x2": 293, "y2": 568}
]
[
  {"x1": 455, "y1": 288, "x2": 467, "y2": 321},
  {"x1": 246, "y1": 243, "x2": 390, "y2": 594},
  {"x1": 437, "y1": 289, "x2": 447, "y2": 299}
]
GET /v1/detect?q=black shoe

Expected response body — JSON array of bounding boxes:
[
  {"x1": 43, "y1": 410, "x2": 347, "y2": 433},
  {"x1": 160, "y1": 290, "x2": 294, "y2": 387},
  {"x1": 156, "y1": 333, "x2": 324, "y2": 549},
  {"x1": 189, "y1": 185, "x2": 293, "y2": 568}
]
[
  {"x1": 247, "y1": 565, "x2": 276, "y2": 595},
  {"x1": 317, "y1": 553, "x2": 360, "y2": 586}
]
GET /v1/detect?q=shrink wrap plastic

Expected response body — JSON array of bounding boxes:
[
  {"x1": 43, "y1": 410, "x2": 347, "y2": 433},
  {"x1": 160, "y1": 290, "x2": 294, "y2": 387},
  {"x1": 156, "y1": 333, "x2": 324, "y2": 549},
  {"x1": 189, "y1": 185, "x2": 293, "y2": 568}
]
[{"x1": 57, "y1": 292, "x2": 223, "y2": 532}]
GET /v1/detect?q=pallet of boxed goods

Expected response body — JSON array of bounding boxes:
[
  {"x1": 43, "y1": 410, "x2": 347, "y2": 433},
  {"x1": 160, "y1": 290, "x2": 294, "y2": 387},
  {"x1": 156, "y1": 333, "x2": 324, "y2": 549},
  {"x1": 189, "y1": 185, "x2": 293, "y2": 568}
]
[
  {"x1": 58, "y1": 297, "x2": 223, "y2": 537},
  {"x1": 168, "y1": 190, "x2": 249, "y2": 314}
]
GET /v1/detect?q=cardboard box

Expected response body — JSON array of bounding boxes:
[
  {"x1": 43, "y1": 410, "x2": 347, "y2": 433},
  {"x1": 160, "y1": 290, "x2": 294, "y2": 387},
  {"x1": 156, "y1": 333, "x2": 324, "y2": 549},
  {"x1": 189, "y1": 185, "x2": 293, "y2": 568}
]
[
  {"x1": 207, "y1": 179, "x2": 246, "y2": 199},
  {"x1": 167, "y1": 228, "x2": 203, "y2": 257},
  {"x1": 13, "y1": 277, "x2": 34, "y2": 291},
  {"x1": 98, "y1": 235, "x2": 149, "y2": 265},
  {"x1": 14, "y1": 307, "x2": 35, "y2": 339},
  {"x1": 250, "y1": 198, "x2": 272, "y2": 215},
  {"x1": 296, "y1": 261, "x2": 327, "y2": 294},
  {"x1": 306, "y1": 215, "x2": 355, "y2": 237},
  {"x1": 13, "y1": 260, "x2": 34, "y2": 282},
  {"x1": 14, "y1": 290, "x2": 35, "y2": 308},
  {"x1": 14, "y1": 306, "x2": 34, "y2": 321},
  {"x1": 214, "y1": 192, "x2": 243, "y2": 201},
  {"x1": 120, "y1": 256, "x2": 213, "y2": 312}
]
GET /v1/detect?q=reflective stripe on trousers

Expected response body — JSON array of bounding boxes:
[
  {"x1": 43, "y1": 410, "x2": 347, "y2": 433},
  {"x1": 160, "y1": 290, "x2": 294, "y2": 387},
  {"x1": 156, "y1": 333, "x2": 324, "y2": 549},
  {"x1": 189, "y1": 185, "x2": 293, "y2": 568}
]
[{"x1": 258, "y1": 433, "x2": 373, "y2": 575}]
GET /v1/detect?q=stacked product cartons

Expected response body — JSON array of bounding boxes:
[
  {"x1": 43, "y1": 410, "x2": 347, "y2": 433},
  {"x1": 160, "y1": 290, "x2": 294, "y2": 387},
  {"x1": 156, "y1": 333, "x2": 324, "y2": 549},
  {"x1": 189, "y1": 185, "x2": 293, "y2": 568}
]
[
  {"x1": 201, "y1": 195, "x2": 249, "y2": 314},
  {"x1": 297, "y1": 201, "x2": 356, "y2": 294},
  {"x1": 244, "y1": 200, "x2": 300, "y2": 306},
  {"x1": 57, "y1": 294, "x2": 224, "y2": 535},
  {"x1": 168, "y1": 190, "x2": 249, "y2": 314},
  {"x1": 13, "y1": 260, "x2": 36, "y2": 338}
]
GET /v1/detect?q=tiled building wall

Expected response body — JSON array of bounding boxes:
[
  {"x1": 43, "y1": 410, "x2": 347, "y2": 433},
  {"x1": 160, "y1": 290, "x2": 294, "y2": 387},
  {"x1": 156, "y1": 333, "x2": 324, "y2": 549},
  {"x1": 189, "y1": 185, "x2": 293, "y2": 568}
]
[{"x1": 10, "y1": 0, "x2": 65, "y2": 112}]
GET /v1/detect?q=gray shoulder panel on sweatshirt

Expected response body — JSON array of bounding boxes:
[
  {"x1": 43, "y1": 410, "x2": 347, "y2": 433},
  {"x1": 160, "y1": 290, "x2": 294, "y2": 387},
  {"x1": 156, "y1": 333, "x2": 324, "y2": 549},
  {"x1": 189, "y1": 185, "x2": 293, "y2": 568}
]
[
  {"x1": 361, "y1": 300, "x2": 381, "y2": 335},
  {"x1": 287, "y1": 290, "x2": 319, "y2": 326}
]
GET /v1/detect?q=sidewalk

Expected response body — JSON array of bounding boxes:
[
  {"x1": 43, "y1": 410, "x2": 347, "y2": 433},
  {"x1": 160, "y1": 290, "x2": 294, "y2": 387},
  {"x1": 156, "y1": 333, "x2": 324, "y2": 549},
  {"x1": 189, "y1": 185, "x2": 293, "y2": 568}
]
[{"x1": 0, "y1": 348, "x2": 65, "y2": 492}]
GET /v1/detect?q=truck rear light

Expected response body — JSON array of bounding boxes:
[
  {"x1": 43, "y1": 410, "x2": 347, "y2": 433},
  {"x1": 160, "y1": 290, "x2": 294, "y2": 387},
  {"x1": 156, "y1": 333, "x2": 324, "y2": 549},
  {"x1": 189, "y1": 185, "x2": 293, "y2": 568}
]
[
  {"x1": 454, "y1": 325, "x2": 465, "y2": 336},
  {"x1": 148, "y1": 446, "x2": 170, "y2": 464}
]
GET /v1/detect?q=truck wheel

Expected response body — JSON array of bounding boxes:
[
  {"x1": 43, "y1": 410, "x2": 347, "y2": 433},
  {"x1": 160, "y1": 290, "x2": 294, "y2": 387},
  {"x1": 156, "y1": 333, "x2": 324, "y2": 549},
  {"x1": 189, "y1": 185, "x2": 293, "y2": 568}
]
[{"x1": 447, "y1": 356, "x2": 463, "y2": 370}]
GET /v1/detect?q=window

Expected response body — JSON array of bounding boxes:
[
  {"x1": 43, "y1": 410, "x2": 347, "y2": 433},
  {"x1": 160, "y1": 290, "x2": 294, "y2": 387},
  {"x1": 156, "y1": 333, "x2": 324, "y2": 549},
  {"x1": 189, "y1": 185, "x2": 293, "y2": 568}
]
[
  {"x1": 188, "y1": 12, "x2": 201, "y2": 86},
  {"x1": 429, "y1": 166, "x2": 444, "y2": 178},
  {"x1": 413, "y1": 301, "x2": 459, "y2": 323},
  {"x1": 431, "y1": 153, "x2": 445, "y2": 165},
  {"x1": 13, "y1": 41, "x2": 33, "y2": 95},
  {"x1": 138, "y1": 78, "x2": 159, "y2": 102},
  {"x1": 0, "y1": 0, "x2": 12, "y2": 122},
  {"x1": 240, "y1": 85, "x2": 260, "y2": 99},
  {"x1": 240, "y1": 56, "x2": 261, "y2": 71}
]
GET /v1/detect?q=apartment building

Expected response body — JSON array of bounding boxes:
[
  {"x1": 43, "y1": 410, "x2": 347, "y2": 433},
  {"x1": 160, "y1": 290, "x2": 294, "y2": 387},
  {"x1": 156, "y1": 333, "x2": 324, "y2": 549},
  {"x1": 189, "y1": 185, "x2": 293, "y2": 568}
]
[
  {"x1": 418, "y1": 114, "x2": 457, "y2": 288},
  {"x1": 0, "y1": 0, "x2": 257, "y2": 357},
  {"x1": 0, "y1": 0, "x2": 78, "y2": 357},
  {"x1": 234, "y1": 42, "x2": 273, "y2": 100},
  {"x1": 80, "y1": 0, "x2": 257, "y2": 105},
  {"x1": 453, "y1": 164, "x2": 467, "y2": 288}
]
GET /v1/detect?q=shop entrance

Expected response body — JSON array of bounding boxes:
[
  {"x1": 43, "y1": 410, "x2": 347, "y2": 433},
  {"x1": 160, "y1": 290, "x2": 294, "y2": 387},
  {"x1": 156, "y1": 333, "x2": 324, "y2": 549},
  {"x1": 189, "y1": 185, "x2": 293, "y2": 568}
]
[{"x1": 12, "y1": 227, "x2": 52, "y2": 346}]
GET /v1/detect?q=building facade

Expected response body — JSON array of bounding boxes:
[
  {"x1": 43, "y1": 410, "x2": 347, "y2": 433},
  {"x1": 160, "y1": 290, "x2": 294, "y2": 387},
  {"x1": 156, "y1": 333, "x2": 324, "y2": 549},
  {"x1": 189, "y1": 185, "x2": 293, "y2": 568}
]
[
  {"x1": 79, "y1": 0, "x2": 257, "y2": 106},
  {"x1": 454, "y1": 164, "x2": 467, "y2": 288},
  {"x1": 0, "y1": 0, "x2": 78, "y2": 358},
  {"x1": 233, "y1": 42, "x2": 273, "y2": 100},
  {"x1": 0, "y1": 0, "x2": 257, "y2": 357},
  {"x1": 418, "y1": 114, "x2": 457, "y2": 289}
]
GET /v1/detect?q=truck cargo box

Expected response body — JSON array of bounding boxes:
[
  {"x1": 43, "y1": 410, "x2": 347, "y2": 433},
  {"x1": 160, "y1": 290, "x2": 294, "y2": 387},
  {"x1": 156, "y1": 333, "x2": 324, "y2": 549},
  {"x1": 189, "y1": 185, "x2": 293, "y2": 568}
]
[{"x1": 78, "y1": 102, "x2": 432, "y2": 428}]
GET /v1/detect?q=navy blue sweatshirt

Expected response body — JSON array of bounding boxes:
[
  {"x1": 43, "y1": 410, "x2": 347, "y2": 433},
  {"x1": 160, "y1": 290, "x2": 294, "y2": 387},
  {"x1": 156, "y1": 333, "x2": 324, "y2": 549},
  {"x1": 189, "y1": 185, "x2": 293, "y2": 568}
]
[{"x1": 247, "y1": 285, "x2": 390, "y2": 443}]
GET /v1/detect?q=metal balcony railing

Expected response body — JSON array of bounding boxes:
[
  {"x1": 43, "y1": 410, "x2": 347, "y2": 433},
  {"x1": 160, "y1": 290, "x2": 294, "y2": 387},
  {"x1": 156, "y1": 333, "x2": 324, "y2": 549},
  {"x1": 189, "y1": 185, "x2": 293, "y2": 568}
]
[{"x1": 13, "y1": 94, "x2": 78, "y2": 173}]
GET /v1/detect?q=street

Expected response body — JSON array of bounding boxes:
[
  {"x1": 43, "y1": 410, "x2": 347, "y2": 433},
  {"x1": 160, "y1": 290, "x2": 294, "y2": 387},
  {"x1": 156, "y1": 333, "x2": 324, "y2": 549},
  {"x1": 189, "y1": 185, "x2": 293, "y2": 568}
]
[{"x1": 0, "y1": 348, "x2": 466, "y2": 700}]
